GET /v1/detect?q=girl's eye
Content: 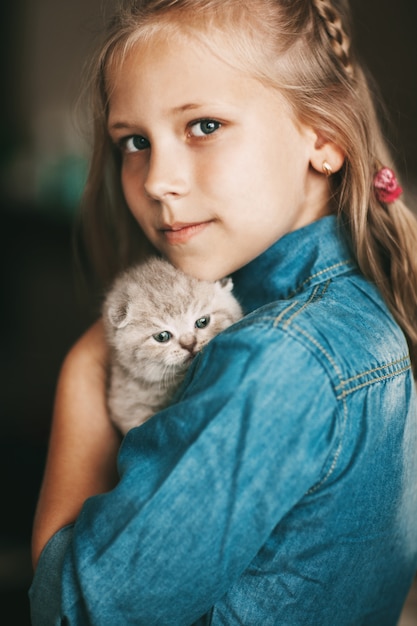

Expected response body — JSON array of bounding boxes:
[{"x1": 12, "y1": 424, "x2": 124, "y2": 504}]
[
  {"x1": 123, "y1": 135, "x2": 150, "y2": 153},
  {"x1": 189, "y1": 120, "x2": 221, "y2": 137},
  {"x1": 195, "y1": 315, "x2": 210, "y2": 329},
  {"x1": 153, "y1": 331, "x2": 172, "y2": 343}
]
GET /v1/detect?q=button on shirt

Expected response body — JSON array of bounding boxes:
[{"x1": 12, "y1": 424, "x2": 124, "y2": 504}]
[{"x1": 30, "y1": 216, "x2": 417, "y2": 625}]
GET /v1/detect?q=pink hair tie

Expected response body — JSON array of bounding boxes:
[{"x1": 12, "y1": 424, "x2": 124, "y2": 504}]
[{"x1": 373, "y1": 166, "x2": 403, "y2": 204}]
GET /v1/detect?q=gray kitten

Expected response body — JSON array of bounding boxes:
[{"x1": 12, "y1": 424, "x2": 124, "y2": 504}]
[{"x1": 103, "y1": 257, "x2": 243, "y2": 434}]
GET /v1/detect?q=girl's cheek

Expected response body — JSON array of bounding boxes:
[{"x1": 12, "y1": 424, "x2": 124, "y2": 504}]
[{"x1": 122, "y1": 165, "x2": 143, "y2": 197}]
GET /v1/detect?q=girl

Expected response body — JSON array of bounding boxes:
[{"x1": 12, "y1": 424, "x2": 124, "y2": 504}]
[{"x1": 30, "y1": 1, "x2": 417, "y2": 624}]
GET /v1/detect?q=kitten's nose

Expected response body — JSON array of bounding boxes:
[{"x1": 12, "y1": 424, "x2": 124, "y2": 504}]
[{"x1": 179, "y1": 333, "x2": 197, "y2": 353}]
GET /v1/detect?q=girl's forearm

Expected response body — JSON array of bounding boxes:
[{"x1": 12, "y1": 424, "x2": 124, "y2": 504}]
[{"x1": 31, "y1": 321, "x2": 121, "y2": 569}]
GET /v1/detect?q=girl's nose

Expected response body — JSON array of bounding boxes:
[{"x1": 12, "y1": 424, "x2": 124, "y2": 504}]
[{"x1": 144, "y1": 146, "x2": 189, "y2": 201}]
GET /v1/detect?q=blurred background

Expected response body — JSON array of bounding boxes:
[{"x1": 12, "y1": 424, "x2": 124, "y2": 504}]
[{"x1": 0, "y1": 0, "x2": 416, "y2": 623}]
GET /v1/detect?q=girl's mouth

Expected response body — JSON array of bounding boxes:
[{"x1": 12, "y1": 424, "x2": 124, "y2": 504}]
[{"x1": 161, "y1": 221, "x2": 212, "y2": 244}]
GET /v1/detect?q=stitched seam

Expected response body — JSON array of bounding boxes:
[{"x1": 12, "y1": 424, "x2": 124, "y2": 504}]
[
  {"x1": 293, "y1": 325, "x2": 345, "y2": 384},
  {"x1": 307, "y1": 395, "x2": 348, "y2": 495},
  {"x1": 336, "y1": 364, "x2": 411, "y2": 400},
  {"x1": 334, "y1": 355, "x2": 410, "y2": 390},
  {"x1": 290, "y1": 325, "x2": 348, "y2": 490},
  {"x1": 293, "y1": 326, "x2": 411, "y2": 490},
  {"x1": 273, "y1": 281, "x2": 331, "y2": 330},
  {"x1": 288, "y1": 259, "x2": 354, "y2": 298},
  {"x1": 273, "y1": 301, "x2": 299, "y2": 327},
  {"x1": 282, "y1": 282, "x2": 329, "y2": 329}
]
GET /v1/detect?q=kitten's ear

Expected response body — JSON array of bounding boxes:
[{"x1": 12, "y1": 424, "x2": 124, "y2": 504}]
[
  {"x1": 217, "y1": 277, "x2": 233, "y2": 292},
  {"x1": 107, "y1": 299, "x2": 131, "y2": 329}
]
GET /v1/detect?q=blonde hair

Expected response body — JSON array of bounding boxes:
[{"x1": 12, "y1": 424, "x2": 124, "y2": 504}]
[{"x1": 78, "y1": 0, "x2": 417, "y2": 371}]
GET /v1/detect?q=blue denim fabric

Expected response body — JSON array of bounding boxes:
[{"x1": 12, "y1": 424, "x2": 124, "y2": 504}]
[{"x1": 30, "y1": 216, "x2": 417, "y2": 625}]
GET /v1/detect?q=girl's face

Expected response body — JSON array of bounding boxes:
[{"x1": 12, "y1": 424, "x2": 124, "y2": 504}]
[{"x1": 108, "y1": 35, "x2": 331, "y2": 281}]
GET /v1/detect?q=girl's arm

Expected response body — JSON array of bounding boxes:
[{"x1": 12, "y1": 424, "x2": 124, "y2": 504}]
[
  {"x1": 31, "y1": 320, "x2": 121, "y2": 569},
  {"x1": 29, "y1": 326, "x2": 337, "y2": 625}
]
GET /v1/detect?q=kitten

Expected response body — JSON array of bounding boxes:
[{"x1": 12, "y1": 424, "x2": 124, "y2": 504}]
[{"x1": 103, "y1": 257, "x2": 243, "y2": 434}]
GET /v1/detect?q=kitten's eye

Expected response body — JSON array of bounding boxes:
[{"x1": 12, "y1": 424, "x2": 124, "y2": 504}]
[
  {"x1": 189, "y1": 120, "x2": 221, "y2": 137},
  {"x1": 153, "y1": 331, "x2": 172, "y2": 343},
  {"x1": 123, "y1": 135, "x2": 150, "y2": 153},
  {"x1": 195, "y1": 315, "x2": 210, "y2": 329}
]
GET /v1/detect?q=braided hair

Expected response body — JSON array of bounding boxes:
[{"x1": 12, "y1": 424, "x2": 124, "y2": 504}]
[{"x1": 311, "y1": 0, "x2": 353, "y2": 76}]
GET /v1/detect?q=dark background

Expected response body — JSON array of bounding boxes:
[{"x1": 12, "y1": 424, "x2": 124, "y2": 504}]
[{"x1": 1, "y1": 1, "x2": 416, "y2": 623}]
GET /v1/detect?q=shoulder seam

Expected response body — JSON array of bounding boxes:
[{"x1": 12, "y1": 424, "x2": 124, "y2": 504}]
[
  {"x1": 288, "y1": 259, "x2": 354, "y2": 298},
  {"x1": 335, "y1": 356, "x2": 411, "y2": 399},
  {"x1": 280, "y1": 281, "x2": 331, "y2": 329}
]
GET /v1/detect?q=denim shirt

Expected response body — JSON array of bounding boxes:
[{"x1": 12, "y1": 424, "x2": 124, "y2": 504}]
[{"x1": 30, "y1": 216, "x2": 417, "y2": 625}]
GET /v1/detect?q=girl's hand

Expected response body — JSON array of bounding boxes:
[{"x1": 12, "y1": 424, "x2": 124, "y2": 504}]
[{"x1": 31, "y1": 320, "x2": 121, "y2": 569}]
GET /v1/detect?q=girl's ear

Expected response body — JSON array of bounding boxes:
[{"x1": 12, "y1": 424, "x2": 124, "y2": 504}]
[{"x1": 309, "y1": 131, "x2": 345, "y2": 175}]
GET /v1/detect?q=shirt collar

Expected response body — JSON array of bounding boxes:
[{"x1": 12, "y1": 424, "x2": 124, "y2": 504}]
[{"x1": 232, "y1": 216, "x2": 356, "y2": 313}]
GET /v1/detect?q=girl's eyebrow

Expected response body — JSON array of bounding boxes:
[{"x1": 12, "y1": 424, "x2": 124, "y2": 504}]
[
  {"x1": 108, "y1": 121, "x2": 132, "y2": 132},
  {"x1": 108, "y1": 104, "x2": 203, "y2": 132},
  {"x1": 171, "y1": 102, "x2": 207, "y2": 113},
  {"x1": 172, "y1": 101, "x2": 238, "y2": 115}
]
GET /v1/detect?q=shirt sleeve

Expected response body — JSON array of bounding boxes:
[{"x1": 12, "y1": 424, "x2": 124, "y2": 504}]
[{"x1": 29, "y1": 317, "x2": 339, "y2": 625}]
